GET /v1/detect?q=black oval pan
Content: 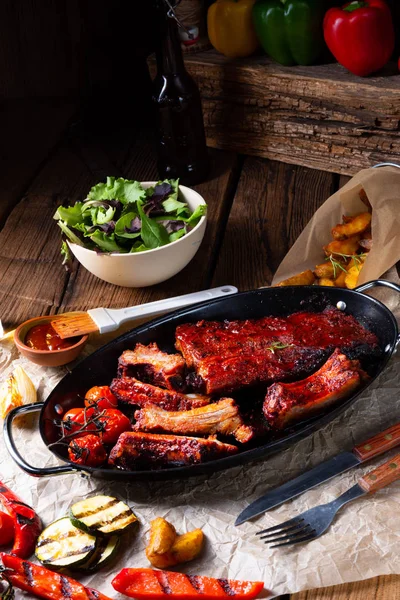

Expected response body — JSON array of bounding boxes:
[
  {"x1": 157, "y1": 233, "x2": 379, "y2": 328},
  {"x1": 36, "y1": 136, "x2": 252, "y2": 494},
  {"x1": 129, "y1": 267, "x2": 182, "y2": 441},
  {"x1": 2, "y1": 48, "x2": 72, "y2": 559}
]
[{"x1": 4, "y1": 280, "x2": 400, "y2": 481}]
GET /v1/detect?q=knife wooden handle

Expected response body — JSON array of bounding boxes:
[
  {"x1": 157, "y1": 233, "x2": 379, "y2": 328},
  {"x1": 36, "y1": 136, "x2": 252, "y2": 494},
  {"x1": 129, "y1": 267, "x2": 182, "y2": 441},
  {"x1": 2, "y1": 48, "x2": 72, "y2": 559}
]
[
  {"x1": 358, "y1": 452, "x2": 400, "y2": 493},
  {"x1": 353, "y1": 424, "x2": 400, "y2": 462}
]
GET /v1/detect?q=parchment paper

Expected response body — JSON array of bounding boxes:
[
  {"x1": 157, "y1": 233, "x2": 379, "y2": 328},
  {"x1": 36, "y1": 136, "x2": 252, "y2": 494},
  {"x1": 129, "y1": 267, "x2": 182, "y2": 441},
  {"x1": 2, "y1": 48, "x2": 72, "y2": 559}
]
[{"x1": 1, "y1": 167, "x2": 400, "y2": 598}]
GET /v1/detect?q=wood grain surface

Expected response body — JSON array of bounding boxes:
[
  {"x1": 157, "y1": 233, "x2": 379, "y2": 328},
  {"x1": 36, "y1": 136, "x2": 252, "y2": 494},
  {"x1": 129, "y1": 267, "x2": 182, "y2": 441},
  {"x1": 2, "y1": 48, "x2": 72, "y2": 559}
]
[
  {"x1": 292, "y1": 575, "x2": 400, "y2": 600},
  {"x1": 168, "y1": 50, "x2": 400, "y2": 176},
  {"x1": 0, "y1": 101, "x2": 77, "y2": 227},
  {"x1": 212, "y1": 158, "x2": 336, "y2": 289}
]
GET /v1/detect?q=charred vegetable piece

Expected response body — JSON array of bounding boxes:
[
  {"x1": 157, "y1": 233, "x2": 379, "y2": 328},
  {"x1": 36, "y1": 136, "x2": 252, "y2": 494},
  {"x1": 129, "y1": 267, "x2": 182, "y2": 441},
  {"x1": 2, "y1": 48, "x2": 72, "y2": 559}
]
[
  {"x1": 0, "y1": 511, "x2": 14, "y2": 546},
  {"x1": 0, "y1": 553, "x2": 113, "y2": 600},
  {"x1": 0, "y1": 481, "x2": 42, "y2": 558},
  {"x1": 145, "y1": 517, "x2": 204, "y2": 569},
  {"x1": 112, "y1": 568, "x2": 265, "y2": 599},
  {"x1": 68, "y1": 435, "x2": 107, "y2": 467},
  {"x1": 35, "y1": 517, "x2": 98, "y2": 569},
  {"x1": 70, "y1": 495, "x2": 138, "y2": 537},
  {"x1": 77, "y1": 535, "x2": 120, "y2": 573}
]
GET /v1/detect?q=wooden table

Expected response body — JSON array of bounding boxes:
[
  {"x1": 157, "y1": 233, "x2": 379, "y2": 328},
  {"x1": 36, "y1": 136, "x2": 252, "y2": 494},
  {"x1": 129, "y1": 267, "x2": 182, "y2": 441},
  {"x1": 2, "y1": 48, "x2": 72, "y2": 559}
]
[{"x1": 1, "y1": 104, "x2": 400, "y2": 600}]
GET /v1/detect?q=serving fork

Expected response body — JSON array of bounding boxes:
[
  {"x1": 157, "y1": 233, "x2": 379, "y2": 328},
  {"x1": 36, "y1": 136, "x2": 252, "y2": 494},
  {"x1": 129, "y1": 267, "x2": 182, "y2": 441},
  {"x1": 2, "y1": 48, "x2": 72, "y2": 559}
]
[{"x1": 257, "y1": 452, "x2": 400, "y2": 548}]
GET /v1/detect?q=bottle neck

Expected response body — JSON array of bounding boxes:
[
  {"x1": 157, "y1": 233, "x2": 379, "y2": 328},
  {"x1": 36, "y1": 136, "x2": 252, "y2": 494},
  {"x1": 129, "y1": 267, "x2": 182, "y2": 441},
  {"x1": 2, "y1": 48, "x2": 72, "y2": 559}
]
[{"x1": 156, "y1": 3, "x2": 186, "y2": 75}]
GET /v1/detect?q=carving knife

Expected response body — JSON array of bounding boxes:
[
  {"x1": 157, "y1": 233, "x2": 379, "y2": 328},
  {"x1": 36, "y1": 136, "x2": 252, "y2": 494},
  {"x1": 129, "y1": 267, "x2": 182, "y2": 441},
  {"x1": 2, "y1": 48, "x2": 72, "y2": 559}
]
[{"x1": 235, "y1": 423, "x2": 400, "y2": 526}]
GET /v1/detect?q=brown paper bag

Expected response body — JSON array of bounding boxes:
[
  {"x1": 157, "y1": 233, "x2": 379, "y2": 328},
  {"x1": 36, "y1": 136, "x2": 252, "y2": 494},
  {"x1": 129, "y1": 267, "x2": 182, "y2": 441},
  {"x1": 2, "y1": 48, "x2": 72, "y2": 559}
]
[{"x1": 272, "y1": 166, "x2": 400, "y2": 313}]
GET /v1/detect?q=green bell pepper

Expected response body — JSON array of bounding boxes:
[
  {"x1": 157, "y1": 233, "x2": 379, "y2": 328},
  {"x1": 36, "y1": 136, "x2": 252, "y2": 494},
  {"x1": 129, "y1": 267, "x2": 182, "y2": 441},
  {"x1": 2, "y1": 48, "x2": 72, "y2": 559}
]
[{"x1": 252, "y1": 0, "x2": 326, "y2": 66}]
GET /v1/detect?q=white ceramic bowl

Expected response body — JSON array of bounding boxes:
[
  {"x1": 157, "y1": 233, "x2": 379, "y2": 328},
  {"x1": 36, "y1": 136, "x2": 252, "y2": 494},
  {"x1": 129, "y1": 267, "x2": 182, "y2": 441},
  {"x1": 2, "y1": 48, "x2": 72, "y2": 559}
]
[{"x1": 68, "y1": 182, "x2": 207, "y2": 287}]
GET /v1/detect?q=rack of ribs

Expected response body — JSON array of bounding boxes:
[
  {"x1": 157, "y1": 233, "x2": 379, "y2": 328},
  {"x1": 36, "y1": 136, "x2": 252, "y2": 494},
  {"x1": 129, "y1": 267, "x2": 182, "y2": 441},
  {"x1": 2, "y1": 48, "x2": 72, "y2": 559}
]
[
  {"x1": 118, "y1": 343, "x2": 186, "y2": 391},
  {"x1": 134, "y1": 398, "x2": 254, "y2": 443},
  {"x1": 175, "y1": 308, "x2": 379, "y2": 395},
  {"x1": 110, "y1": 377, "x2": 210, "y2": 411},
  {"x1": 108, "y1": 432, "x2": 238, "y2": 469},
  {"x1": 263, "y1": 349, "x2": 368, "y2": 429}
]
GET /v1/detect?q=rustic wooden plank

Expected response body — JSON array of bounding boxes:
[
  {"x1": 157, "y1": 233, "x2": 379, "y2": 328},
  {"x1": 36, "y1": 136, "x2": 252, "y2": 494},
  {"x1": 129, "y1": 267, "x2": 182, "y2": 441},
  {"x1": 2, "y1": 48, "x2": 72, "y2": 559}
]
[
  {"x1": 291, "y1": 575, "x2": 400, "y2": 600},
  {"x1": 212, "y1": 157, "x2": 336, "y2": 290},
  {"x1": 0, "y1": 126, "x2": 134, "y2": 329},
  {"x1": 60, "y1": 147, "x2": 241, "y2": 312},
  {"x1": 0, "y1": 0, "x2": 84, "y2": 99},
  {"x1": 0, "y1": 101, "x2": 77, "y2": 227},
  {"x1": 154, "y1": 50, "x2": 400, "y2": 176}
]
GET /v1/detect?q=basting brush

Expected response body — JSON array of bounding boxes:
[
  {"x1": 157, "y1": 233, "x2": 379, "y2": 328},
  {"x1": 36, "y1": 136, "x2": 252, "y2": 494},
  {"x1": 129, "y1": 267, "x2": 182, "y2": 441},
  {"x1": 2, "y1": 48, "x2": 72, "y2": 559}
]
[{"x1": 51, "y1": 286, "x2": 238, "y2": 339}]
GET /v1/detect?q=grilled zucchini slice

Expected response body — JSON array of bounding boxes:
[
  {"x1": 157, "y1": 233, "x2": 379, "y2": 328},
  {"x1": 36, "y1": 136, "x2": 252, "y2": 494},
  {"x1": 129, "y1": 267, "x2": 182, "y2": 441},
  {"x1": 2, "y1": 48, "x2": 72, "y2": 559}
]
[
  {"x1": 70, "y1": 495, "x2": 138, "y2": 536},
  {"x1": 77, "y1": 535, "x2": 120, "y2": 572},
  {"x1": 35, "y1": 516, "x2": 98, "y2": 569}
]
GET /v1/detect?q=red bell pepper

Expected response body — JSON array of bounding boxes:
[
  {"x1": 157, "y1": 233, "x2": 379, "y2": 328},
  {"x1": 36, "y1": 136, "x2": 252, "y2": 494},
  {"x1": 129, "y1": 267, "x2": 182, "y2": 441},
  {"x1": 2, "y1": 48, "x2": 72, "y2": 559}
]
[
  {"x1": 323, "y1": 0, "x2": 395, "y2": 76},
  {"x1": 0, "y1": 554, "x2": 112, "y2": 600},
  {"x1": 112, "y1": 568, "x2": 265, "y2": 600},
  {"x1": 0, "y1": 480, "x2": 42, "y2": 558}
]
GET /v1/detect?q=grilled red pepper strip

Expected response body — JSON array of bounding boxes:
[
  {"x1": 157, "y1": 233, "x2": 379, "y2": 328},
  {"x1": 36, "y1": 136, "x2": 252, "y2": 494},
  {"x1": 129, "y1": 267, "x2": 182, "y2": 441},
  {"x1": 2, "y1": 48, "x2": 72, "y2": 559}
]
[
  {"x1": 112, "y1": 568, "x2": 265, "y2": 600},
  {"x1": 0, "y1": 481, "x2": 42, "y2": 558},
  {"x1": 0, "y1": 554, "x2": 112, "y2": 600}
]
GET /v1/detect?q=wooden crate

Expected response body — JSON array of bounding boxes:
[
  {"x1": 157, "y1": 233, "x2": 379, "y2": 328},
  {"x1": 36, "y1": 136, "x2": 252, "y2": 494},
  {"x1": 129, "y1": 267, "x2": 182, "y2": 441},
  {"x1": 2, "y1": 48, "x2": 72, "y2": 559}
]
[{"x1": 180, "y1": 51, "x2": 400, "y2": 175}]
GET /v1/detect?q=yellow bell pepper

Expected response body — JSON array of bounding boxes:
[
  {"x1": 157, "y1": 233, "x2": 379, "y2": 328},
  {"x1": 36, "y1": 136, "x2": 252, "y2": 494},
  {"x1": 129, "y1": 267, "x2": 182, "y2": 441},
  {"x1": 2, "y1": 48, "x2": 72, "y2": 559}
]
[{"x1": 207, "y1": 0, "x2": 259, "y2": 58}]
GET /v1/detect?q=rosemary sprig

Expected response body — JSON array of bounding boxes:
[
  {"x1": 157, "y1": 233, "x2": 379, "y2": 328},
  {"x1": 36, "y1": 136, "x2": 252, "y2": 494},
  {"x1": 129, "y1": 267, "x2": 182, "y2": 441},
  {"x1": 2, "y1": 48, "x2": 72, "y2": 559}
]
[
  {"x1": 326, "y1": 252, "x2": 366, "y2": 279},
  {"x1": 266, "y1": 342, "x2": 293, "y2": 354}
]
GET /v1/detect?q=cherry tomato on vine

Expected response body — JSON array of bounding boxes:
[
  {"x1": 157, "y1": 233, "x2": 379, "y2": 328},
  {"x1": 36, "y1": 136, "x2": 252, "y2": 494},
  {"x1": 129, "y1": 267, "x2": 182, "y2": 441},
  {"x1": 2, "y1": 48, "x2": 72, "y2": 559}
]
[
  {"x1": 68, "y1": 434, "x2": 107, "y2": 467},
  {"x1": 62, "y1": 407, "x2": 97, "y2": 437},
  {"x1": 0, "y1": 510, "x2": 14, "y2": 546},
  {"x1": 84, "y1": 386, "x2": 118, "y2": 411},
  {"x1": 96, "y1": 409, "x2": 131, "y2": 445}
]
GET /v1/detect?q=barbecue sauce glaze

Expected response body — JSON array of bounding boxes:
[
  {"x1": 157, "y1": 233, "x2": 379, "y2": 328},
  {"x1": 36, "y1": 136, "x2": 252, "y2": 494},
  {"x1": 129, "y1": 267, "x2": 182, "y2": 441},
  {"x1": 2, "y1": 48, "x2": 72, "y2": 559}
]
[{"x1": 25, "y1": 324, "x2": 80, "y2": 351}]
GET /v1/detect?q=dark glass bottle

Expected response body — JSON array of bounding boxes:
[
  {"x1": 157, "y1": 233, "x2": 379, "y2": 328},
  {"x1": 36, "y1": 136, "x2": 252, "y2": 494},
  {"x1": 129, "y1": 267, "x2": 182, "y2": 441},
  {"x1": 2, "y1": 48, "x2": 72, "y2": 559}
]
[{"x1": 153, "y1": 1, "x2": 210, "y2": 185}]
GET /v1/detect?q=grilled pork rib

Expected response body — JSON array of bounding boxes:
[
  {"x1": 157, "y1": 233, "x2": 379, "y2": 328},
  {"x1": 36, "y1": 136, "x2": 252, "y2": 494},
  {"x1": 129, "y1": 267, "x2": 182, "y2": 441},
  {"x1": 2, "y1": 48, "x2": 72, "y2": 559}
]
[
  {"x1": 118, "y1": 343, "x2": 186, "y2": 391},
  {"x1": 108, "y1": 432, "x2": 238, "y2": 469},
  {"x1": 110, "y1": 377, "x2": 210, "y2": 411},
  {"x1": 134, "y1": 398, "x2": 254, "y2": 443},
  {"x1": 263, "y1": 349, "x2": 368, "y2": 429},
  {"x1": 176, "y1": 308, "x2": 379, "y2": 395}
]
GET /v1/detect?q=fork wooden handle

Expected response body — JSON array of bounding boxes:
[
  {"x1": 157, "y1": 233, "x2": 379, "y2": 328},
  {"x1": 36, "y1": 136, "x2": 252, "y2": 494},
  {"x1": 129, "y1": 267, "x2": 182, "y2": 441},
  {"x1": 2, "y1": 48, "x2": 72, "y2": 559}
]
[
  {"x1": 358, "y1": 452, "x2": 400, "y2": 493},
  {"x1": 353, "y1": 424, "x2": 400, "y2": 462}
]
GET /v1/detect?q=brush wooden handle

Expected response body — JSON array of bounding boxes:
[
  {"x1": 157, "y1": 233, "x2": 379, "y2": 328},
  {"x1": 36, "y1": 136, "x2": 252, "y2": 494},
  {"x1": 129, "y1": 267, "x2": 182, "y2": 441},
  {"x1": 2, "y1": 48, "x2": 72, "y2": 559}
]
[
  {"x1": 358, "y1": 453, "x2": 400, "y2": 493},
  {"x1": 353, "y1": 424, "x2": 400, "y2": 462}
]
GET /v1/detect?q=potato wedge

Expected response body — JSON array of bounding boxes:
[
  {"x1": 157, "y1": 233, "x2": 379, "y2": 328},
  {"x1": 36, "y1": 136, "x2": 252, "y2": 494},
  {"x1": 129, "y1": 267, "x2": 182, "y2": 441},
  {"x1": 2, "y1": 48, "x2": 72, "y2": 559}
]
[
  {"x1": 331, "y1": 212, "x2": 371, "y2": 240},
  {"x1": 275, "y1": 270, "x2": 315, "y2": 287},
  {"x1": 318, "y1": 278, "x2": 335, "y2": 286},
  {"x1": 323, "y1": 236, "x2": 361, "y2": 257},
  {"x1": 169, "y1": 529, "x2": 204, "y2": 564},
  {"x1": 344, "y1": 266, "x2": 360, "y2": 289},
  {"x1": 146, "y1": 517, "x2": 204, "y2": 569},
  {"x1": 333, "y1": 269, "x2": 348, "y2": 288},
  {"x1": 314, "y1": 261, "x2": 346, "y2": 279},
  {"x1": 146, "y1": 551, "x2": 177, "y2": 569},
  {"x1": 146, "y1": 517, "x2": 176, "y2": 557}
]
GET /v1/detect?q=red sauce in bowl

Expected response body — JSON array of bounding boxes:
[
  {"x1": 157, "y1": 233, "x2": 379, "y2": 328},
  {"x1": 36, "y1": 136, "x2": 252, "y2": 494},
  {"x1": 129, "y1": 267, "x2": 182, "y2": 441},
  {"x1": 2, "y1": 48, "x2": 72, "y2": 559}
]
[{"x1": 25, "y1": 323, "x2": 81, "y2": 351}]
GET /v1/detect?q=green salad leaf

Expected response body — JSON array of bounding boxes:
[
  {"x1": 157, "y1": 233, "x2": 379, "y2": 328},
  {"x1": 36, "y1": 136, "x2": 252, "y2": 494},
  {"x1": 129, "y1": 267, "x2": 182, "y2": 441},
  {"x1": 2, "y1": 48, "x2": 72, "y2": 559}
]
[
  {"x1": 88, "y1": 230, "x2": 123, "y2": 253},
  {"x1": 53, "y1": 177, "x2": 207, "y2": 256},
  {"x1": 137, "y1": 203, "x2": 169, "y2": 249},
  {"x1": 88, "y1": 177, "x2": 146, "y2": 205},
  {"x1": 53, "y1": 203, "x2": 84, "y2": 227}
]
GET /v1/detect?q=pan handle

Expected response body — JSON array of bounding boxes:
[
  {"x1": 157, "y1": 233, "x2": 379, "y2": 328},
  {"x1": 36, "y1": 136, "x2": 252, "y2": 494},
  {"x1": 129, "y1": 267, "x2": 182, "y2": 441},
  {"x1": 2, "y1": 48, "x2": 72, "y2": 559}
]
[
  {"x1": 3, "y1": 403, "x2": 80, "y2": 477},
  {"x1": 355, "y1": 279, "x2": 400, "y2": 295},
  {"x1": 355, "y1": 279, "x2": 400, "y2": 345}
]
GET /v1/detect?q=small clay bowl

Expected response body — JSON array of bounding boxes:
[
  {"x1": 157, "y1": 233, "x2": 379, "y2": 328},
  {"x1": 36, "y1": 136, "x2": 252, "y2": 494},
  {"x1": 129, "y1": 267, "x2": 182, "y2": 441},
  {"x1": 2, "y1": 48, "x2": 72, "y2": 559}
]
[{"x1": 14, "y1": 316, "x2": 88, "y2": 367}]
